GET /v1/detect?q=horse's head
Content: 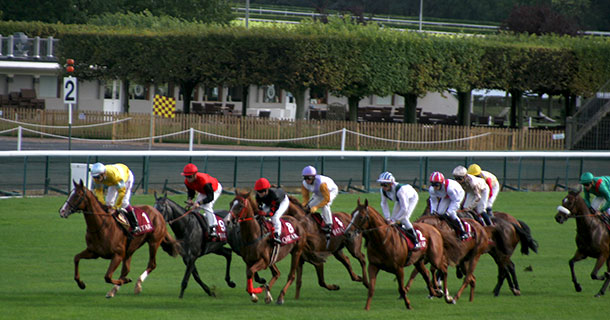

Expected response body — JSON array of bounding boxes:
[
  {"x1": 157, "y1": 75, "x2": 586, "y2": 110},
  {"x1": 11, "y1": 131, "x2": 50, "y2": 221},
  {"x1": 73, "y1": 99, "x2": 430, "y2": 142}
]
[
  {"x1": 228, "y1": 190, "x2": 254, "y2": 223},
  {"x1": 153, "y1": 191, "x2": 176, "y2": 221},
  {"x1": 347, "y1": 198, "x2": 374, "y2": 232},
  {"x1": 59, "y1": 180, "x2": 88, "y2": 218},
  {"x1": 555, "y1": 190, "x2": 582, "y2": 224}
]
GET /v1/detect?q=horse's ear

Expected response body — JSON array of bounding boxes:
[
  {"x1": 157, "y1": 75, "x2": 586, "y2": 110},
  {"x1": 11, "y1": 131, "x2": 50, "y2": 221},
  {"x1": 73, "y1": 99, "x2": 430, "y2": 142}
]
[
  {"x1": 364, "y1": 198, "x2": 369, "y2": 207},
  {"x1": 153, "y1": 191, "x2": 158, "y2": 200},
  {"x1": 163, "y1": 191, "x2": 168, "y2": 199},
  {"x1": 78, "y1": 179, "x2": 84, "y2": 187},
  {"x1": 357, "y1": 198, "x2": 361, "y2": 206}
]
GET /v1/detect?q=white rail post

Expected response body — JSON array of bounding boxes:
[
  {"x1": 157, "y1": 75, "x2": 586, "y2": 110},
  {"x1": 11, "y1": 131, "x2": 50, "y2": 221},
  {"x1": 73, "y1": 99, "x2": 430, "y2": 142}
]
[
  {"x1": 189, "y1": 128, "x2": 194, "y2": 151},
  {"x1": 341, "y1": 128, "x2": 346, "y2": 152},
  {"x1": 17, "y1": 126, "x2": 22, "y2": 151}
]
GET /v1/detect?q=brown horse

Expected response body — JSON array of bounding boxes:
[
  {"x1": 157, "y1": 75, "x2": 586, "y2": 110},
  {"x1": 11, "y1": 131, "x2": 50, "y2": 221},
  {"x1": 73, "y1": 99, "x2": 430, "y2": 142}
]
[
  {"x1": 228, "y1": 191, "x2": 308, "y2": 304},
  {"x1": 286, "y1": 196, "x2": 369, "y2": 294},
  {"x1": 555, "y1": 190, "x2": 610, "y2": 297},
  {"x1": 410, "y1": 213, "x2": 489, "y2": 302},
  {"x1": 346, "y1": 199, "x2": 449, "y2": 310},
  {"x1": 58, "y1": 180, "x2": 180, "y2": 298}
]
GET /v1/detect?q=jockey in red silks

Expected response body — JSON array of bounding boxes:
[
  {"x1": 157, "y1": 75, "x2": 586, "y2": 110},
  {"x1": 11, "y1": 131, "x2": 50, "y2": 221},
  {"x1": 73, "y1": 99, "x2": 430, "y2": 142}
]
[
  {"x1": 377, "y1": 171, "x2": 421, "y2": 250},
  {"x1": 453, "y1": 165, "x2": 492, "y2": 226},
  {"x1": 91, "y1": 162, "x2": 139, "y2": 233},
  {"x1": 301, "y1": 165, "x2": 339, "y2": 238},
  {"x1": 428, "y1": 171, "x2": 469, "y2": 240},
  {"x1": 182, "y1": 163, "x2": 222, "y2": 238},
  {"x1": 468, "y1": 163, "x2": 500, "y2": 219},
  {"x1": 580, "y1": 172, "x2": 610, "y2": 216},
  {"x1": 254, "y1": 178, "x2": 290, "y2": 245}
]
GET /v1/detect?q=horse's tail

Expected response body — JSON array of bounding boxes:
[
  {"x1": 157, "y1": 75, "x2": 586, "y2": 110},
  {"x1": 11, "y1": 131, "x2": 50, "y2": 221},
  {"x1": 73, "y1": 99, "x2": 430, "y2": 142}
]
[
  {"x1": 514, "y1": 220, "x2": 539, "y2": 255},
  {"x1": 161, "y1": 232, "x2": 181, "y2": 257}
]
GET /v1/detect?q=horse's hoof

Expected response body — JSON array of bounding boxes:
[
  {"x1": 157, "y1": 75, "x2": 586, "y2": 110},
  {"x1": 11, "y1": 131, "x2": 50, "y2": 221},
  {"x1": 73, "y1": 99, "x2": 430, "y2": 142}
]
[
  {"x1": 276, "y1": 298, "x2": 284, "y2": 305},
  {"x1": 227, "y1": 281, "x2": 236, "y2": 288},
  {"x1": 77, "y1": 281, "x2": 86, "y2": 290},
  {"x1": 575, "y1": 284, "x2": 582, "y2": 292},
  {"x1": 512, "y1": 289, "x2": 521, "y2": 296},
  {"x1": 250, "y1": 294, "x2": 259, "y2": 303},
  {"x1": 134, "y1": 281, "x2": 142, "y2": 295},
  {"x1": 328, "y1": 285, "x2": 340, "y2": 291}
]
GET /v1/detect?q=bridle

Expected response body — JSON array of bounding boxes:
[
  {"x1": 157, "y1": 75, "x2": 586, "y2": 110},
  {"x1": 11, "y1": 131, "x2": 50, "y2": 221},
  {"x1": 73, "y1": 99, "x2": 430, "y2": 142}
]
[
  {"x1": 161, "y1": 199, "x2": 197, "y2": 225},
  {"x1": 230, "y1": 196, "x2": 255, "y2": 223}
]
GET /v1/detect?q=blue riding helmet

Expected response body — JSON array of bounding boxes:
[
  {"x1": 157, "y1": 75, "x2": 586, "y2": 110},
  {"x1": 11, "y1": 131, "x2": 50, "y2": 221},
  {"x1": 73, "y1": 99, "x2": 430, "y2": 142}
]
[
  {"x1": 302, "y1": 165, "x2": 317, "y2": 176},
  {"x1": 377, "y1": 171, "x2": 395, "y2": 183},
  {"x1": 580, "y1": 172, "x2": 594, "y2": 184},
  {"x1": 91, "y1": 163, "x2": 106, "y2": 177}
]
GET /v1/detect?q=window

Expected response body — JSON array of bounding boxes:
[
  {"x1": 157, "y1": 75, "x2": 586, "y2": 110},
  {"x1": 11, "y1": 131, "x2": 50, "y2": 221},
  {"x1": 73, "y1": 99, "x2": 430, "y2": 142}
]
[
  {"x1": 227, "y1": 86, "x2": 243, "y2": 102},
  {"x1": 262, "y1": 85, "x2": 281, "y2": 103},
  {"x1": 309, "y1": 86, "x2": 327, "y2": 104},
  {"x1": 104, "y1": 80, "x2": 119, "y2": 99},
  {"x1": 129, "y1": 83, "x2": 147, "y2": 100},
  {"x1": 204, "y1": 86, "x2": 220, "y2": 101},
  {"x1": 377, "y1": 95, "x2": 393, "y2": 105},
  {"x1": 38, "y1": 76, "x2": 57, "y2": 98},
  {"x1": 154, "y1": 83, "x2": 169, "y2": 98}
]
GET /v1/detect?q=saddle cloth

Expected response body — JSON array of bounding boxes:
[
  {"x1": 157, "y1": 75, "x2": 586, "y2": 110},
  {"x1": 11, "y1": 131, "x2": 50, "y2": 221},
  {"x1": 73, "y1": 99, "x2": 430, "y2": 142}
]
[
  {"x1": 311, "y1": 213, "x2": 346, "y2": 237},
  {"x1": 211, "y1": 214, "x2": 228, "y2": 242},
  {"x1": 463, "y1": 221, "x2": 474, "y2": 240},
  {"x1": 261, "y1": 218, "x2": 300, "y2": 245},
  {"x1": 117, "y1": 207, "x2": 154, "y2": 236},
  {"x1": 395, "y1": 226, "x2": 428, "y2": 250}
]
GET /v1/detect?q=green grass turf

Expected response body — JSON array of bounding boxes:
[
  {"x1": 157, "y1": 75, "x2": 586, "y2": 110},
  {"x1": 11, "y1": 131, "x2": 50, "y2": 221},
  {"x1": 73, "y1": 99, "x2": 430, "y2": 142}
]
[{"x1": 1, "y1": 191, "x2": 608, "y2": 319}]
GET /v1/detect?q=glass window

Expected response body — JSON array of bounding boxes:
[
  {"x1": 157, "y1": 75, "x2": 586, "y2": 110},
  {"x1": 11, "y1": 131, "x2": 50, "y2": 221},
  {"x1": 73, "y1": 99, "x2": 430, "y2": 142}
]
[
  {"x1": 309, "y1": 86, "x2": 327, "y2": 104},
  {"x1": 204, "y1": 86, "x2": 220, "y2": 101},
  {"x1": 129, "y1": 83, "x2": 147, "y2": 100},
  {"x1": 377, "y1": 95, "x2": 392, "y2": 105},
  {"x1": 262, "y1": 85, "x2": 280, "y2": 103},
  {"x1": 155, "y1": 83, "x2": 169, "y2": 98},
  {"x1": 38, "y1": 76, "x2": 57, "y2": 98},
  {"x1": 227, "y1": 86, "x2": 242, "y2": 102}
]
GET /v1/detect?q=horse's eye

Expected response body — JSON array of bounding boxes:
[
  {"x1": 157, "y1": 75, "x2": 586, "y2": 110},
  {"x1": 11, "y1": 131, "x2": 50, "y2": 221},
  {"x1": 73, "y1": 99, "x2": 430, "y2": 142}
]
[{"x1": 563, "y1": 198, "x2": 567, "y2": 204}]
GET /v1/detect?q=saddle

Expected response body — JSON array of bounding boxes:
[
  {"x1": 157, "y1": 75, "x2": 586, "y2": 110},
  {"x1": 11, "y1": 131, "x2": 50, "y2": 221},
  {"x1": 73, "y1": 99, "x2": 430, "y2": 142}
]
[
  {"x1": 310, "y1": 213, "x2": 346, "y2": 237},
  {"x1": 258, "y1": 216, "x2": 300, "y2": 246},
  {"x1": 393, "y1": 225, "x2": 427, "y2": 251},
  {"x1": 192, "y1": 211, "x2": 228, "y2": 242},
  {"x1": 114, "y1": 207, "x2": 154, "y2": 236}
]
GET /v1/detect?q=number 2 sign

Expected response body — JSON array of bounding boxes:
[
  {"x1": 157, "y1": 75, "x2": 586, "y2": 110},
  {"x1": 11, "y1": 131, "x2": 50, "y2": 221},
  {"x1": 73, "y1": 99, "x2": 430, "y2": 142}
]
[{"x1": 63, "y1": 77, "x2": 78, "y2": 104}]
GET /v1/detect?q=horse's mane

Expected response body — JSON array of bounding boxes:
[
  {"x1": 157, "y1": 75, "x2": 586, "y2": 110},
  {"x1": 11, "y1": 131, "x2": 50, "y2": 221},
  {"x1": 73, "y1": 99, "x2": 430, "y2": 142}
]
[{"x1": 80, "y1": 185, "x2": 110, "y2": 212}]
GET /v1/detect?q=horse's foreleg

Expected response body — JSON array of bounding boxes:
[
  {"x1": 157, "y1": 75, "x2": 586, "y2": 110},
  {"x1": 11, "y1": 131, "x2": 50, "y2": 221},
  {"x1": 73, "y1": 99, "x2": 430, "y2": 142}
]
[
  {"x1": 506, "y1": 260, "x2": 520, "y2": 296},
  {"x1": 216, "y1": 247, "x2": 236, "y2": 288},
  {"x1": 346, "y1": 237, "x2": 369, "y2": 288},
  {"x1": 365, "y1": 264, "x2": 380, "y2": 311},
  {"x1": 134, "y1": 242, "x2": 160, "y2": 295},
  {"x1": 191, "y1": 266, "x2": 215, "y2": 297},
  {"x1": 333, "y1": 250, "x2": 361, "y2": 283},
  {"x1": 414, "y1": 260, "x2": 436, "y2": 298},
  {"x1": 491, "y1": 253, "x2": 507, "y2": 296},
  {"x1": 295, "y1": 259, "x2": 305, "y2": 299},
  {"x1": 73, "y1": 249, "x2": 98, "y2": 290},
  {"x1": 596, "y1": 272, "x2": 610, "y2": 297},
  {"x1": 276, "y1": 251, "x2": 302, "y2": 305},
  {"x1": 104, "y1": 254, "x2": 125, "y2": 298},
  {"x1": 404, "y1": 266, "x2": 420, "y2": 293},
  {"x1": 569, "y1": 251, "x2": 587, "y2": 292},
  {"x1": 246, "y1": 260, "x2": 268, "y2": 303},
  {"x1": 395, "y1": 268, "x2": 412, "y2": 310},
  {"x1": 590, "y1": 254, "x2": 609, "y2": 281}
]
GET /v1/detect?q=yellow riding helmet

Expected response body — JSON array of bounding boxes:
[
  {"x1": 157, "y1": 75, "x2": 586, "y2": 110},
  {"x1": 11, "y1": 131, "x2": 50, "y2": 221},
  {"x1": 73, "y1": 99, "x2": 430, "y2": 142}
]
[{"x1": 468, "y1": 164, "x2": 482, "y2": 176}]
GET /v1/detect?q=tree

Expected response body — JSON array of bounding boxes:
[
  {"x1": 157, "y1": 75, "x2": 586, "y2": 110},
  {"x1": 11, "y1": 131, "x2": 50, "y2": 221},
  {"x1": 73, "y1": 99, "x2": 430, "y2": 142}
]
[{"x1": 500, "y1": 4, "x2": 580, "y2": 36}]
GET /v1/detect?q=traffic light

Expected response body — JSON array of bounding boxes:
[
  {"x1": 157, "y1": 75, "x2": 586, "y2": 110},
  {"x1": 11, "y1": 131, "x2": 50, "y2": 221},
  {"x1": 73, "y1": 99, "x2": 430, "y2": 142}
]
[{"x1": 66, "y1": 59, "x2": 75, "y2": 73}]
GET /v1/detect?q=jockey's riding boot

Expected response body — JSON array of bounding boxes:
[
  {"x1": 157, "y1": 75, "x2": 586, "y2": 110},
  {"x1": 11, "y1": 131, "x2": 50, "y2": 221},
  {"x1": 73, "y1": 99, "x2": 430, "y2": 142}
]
[
  {"x1": 321, "y1": 224, "x2": 332, "y2": 239},
  {"x1": 481, "y1": 210, "x2": 493, "y2": 226},
  {"x1": 122, "y1": 207, "x2": 139, "y2": 233},
  {"x1": 272, "y1": 233, "x2": 282, "y2": 245},
  {"x1": 451, "y1": 217, "x2": 468, "y2": 241},
  {"x1": 405, "y1": 227, "x2": 421, "y2": 250}
]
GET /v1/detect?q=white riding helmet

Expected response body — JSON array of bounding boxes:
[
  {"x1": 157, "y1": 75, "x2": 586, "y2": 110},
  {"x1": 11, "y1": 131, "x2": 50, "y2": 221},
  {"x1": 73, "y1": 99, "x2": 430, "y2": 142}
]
[
  {"x1": 452, "y1": 165, "x2": 468, "y2": 177},
  {"x1": 91, "y1": 162, "x2": 106, "y2": 177},
  {"x1": 377, "y1": 171, "x2": 395, "y2": 183}
]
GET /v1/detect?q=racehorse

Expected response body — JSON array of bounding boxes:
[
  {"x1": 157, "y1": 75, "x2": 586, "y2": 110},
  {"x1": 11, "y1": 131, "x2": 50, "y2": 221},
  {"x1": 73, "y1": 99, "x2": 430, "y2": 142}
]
[
  {"x1": 346, "y1": 199, "x2": 450, "y2": 310},
  {"x1": 58, "y1": 180, "x2": 180, "y2": 298},
  {"x1": 459, "y1": 209, "x2": 538, "y2": 296},
  {"x1": 410, "y1": 213, "x2": 489, "y2": 302},
  {"x1": 286, "y1": 196, "x2": 369, "y2": 293},
  {"x1": 555, "y1": 190, "x2": 610, "y2": 297},
  {"x1": 229, "y1": 191, "x2": 309, "y2": 304},
  {"x1": 153, "y1": 193, "x2": 237, "y2": 298}
]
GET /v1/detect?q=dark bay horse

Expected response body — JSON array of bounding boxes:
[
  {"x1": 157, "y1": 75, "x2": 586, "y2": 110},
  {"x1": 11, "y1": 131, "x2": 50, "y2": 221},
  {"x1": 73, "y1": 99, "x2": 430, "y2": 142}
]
[
  {"x1": 411, "y1": 213, "x2": 489, "y2": 302},
  {"x1": 153, "y1": 193, "x2": 237, "y2": 298},
  {"x1": 229, "y1": 191, "x2": 308, "y2": 304},
  {"x1": 286, "y1": 196, "x2": 369, "y2": 293},
  {"x1": 346, "y1": 199, "x2": 450, "y2": 310},
  {"x1": 58, "y1": 180, "x2": 180, "y2": 298},
  {"x1": 458, "y1": 209, "x2": 539, "y2": 296},
  {"x1": 555, "y1": 190, "x2": 610, "y2": 297}
]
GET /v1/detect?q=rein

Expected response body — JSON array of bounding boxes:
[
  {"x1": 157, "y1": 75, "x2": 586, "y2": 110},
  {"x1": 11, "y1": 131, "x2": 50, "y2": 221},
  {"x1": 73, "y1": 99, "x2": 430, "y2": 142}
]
[
  {"x1": 232, "y1": 197, "x2": 270, "y2": 247},
  {"x1": 168, "y1": 206, "x2": 197, "y2": 224}
]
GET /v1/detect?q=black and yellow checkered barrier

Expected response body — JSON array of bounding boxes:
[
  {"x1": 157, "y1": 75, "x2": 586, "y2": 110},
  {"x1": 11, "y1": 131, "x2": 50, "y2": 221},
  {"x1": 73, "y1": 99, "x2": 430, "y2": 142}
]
[{"x1": 153, "y1": 94, "x2": 176, "y2": 118}]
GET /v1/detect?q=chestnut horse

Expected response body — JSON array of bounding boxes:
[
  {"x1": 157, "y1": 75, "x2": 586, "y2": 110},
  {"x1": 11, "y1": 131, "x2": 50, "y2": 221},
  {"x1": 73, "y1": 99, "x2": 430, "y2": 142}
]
[
  {"x1": 286, "y1": 196, "x2": 369, "y2": 294},
  {"x1": 555, "y1": 190, "x2": 610, "y2": 297},
  {"x1": 58, "y1": 180, "x2": 180, "y2": 298},
  {"x1": 410, "y1": 213, "x2": 489, "y2": 302},
  {"x1": 228, "y1": 191, "x2": 309, "y2": 304},
  {"x1": 346, "y1": 199, "x2": 450, "y2": 310}
]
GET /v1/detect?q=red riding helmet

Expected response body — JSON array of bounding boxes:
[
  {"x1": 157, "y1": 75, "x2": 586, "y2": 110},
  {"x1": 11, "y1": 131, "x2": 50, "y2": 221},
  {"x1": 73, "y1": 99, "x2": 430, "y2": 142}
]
[
  {"x1": 254, "y1": 178, "x2": 271, "y2": 191},
  {"x1": 429, "y1": 171, "x2": 445, "y2": 183},
  {"x1": 181, "y1": 163, "x2": 198, "y2": 176}
]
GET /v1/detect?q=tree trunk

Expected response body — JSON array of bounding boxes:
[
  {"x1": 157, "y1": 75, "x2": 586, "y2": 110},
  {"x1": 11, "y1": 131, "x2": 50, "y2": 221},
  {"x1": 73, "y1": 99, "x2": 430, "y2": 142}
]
[
  {"x1": 348, "y1": 95, "x2": 360, "y2": 121},
  {"x1": 509, "y1": 89, "x2": 523, "y2": 128},
  {"x1": 293, "y1": 88, "x2": 307, "y2": 120},
  {"x1": 122, "y1": 78, "x2": 130, "y2": 113},
  {"x1": 402, "y1": 93, "x2": 417, "y2": 123},
  {"x1": 180, "y1": 80, "x2": 196, "y2": 114},
  {"x1": 457, "y1": 90, "x2": 472, "y2": 126},
  {"x1": 241, "y1": 85, "x2": 249, "y2": 117}
]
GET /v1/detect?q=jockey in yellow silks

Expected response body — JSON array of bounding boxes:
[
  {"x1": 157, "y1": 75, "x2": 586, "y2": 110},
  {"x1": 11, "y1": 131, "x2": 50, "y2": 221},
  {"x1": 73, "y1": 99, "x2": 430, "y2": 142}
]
[
  {"x1": 468, "y1": 163, "x2": 500, "y2": 218},
  {"x1": 90, "y1": 162, "x2": 139, "y2": 232}
]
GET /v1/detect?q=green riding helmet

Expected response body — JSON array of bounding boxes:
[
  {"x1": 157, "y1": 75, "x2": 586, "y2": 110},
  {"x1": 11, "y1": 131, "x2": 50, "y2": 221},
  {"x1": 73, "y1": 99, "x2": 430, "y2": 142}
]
[{"x1": 579, "y1": 172, "x2": 594, "y2": 184}]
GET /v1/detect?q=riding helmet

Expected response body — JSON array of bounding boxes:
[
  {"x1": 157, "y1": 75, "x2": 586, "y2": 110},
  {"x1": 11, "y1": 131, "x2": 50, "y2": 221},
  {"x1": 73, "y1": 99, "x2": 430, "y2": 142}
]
[
  {"x1": 90, "y1": 162, "x2": 106, "y2": 177},
  {"x1": 254, "y1": 178, "x2": 271, "y2": 191},
  {"x1": 302, "y1": 165, "x2": 317, "y2": 177},
  {"x1": 467, "y1": 164, "x2": 482, "y2": 176},
  {"x1": 580, "y1": 172, "x2": 594, "y2": 184},
  {"x1": 429, "y1": 171, "x2": 445, "y2": 183},
  {"x1": 452, "y1": 165, "x2": 468, "y2": 177},
  {"x1": 182, "y1": 163, "x2": 198, "y2": 176},
  {"x1": 377, "y1": 171, "x2": 395, "y2": 183}
]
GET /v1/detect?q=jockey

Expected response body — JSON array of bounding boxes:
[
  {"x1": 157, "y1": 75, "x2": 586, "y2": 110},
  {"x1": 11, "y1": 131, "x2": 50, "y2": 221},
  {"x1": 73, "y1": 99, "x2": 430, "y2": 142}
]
[
  {"x1": 580, "y1": 172, "x2": 610, "y2": 216},
  {"x1": 453, "y1": 165, "x2": 492, "y2": 226},
  {"x1": 182, "y1": 163, "x2": 223, "y2": 238},
  {"x1": 301, "y1": 165, "x2": 339, "y2": 238},
  {"x1": 90, "y1": 162, "x2": 139, "y2": 232},
  {"x1": 428, "y1": 171, "x2": 469, "y2": 240},
  {"x1": 377, "y1": 171, "x2": 421, "y2": 250},
  {"x1": 468, "y1": 163, "x2": 500, "y2": 218},
  {"x1": 254, "y1": 178, "x2": 290, "y2": 245}
]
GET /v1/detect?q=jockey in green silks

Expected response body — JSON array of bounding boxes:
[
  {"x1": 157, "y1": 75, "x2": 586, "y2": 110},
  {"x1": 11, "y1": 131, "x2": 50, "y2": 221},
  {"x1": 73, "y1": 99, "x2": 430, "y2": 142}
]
[{"x1": 580, "y1": 172, "x2": 610, "y2": 215}]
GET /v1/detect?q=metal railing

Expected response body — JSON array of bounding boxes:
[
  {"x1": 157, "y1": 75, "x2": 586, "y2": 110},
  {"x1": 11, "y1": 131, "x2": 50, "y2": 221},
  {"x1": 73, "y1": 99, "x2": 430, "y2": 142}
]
[
  {"x1": 0, "y1": 32, "x2": 59, "y2": 61},
  {"x1": 566, "y1": 80, "x2": 610, "y2": 149}
]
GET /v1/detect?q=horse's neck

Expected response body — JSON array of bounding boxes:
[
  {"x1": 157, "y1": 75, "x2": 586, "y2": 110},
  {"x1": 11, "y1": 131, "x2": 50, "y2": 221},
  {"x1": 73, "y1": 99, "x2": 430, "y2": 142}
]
[
  {"x1": 364, "y1": 207, "x2": 392, "y2": 243},
  {"x1": 573, "y1": 197, "x2": 603, "y2": 233},
  {"x1": 240, "y1": 204, "x2": 262, "y2": 242},
  {"x1": 83, "y1": 192, "x2": 112, "y2": 232}
]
